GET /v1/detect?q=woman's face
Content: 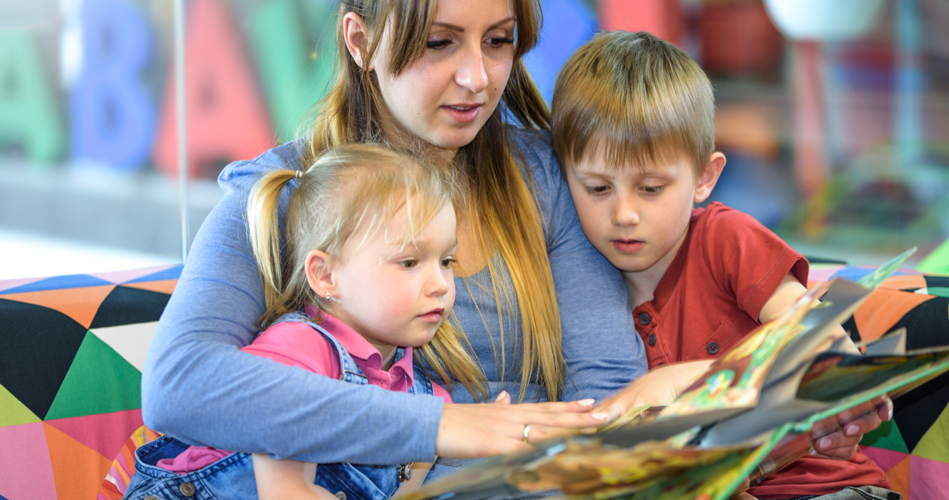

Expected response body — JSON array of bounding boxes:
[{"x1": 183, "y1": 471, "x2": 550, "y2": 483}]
[{"x1": 372, "y1": 0, "x2": 516, "y2": 153}]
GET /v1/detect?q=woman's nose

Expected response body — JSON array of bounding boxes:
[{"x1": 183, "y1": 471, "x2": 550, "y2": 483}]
[{"x1": 455, "y1": 45, "x2": 488, "y2": 94}]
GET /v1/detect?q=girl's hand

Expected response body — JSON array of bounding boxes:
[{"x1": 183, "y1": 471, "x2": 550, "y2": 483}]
[
  {"x1": 434, "y1": 393, "x2": 607, "y2": 458},
  {"x1": 594, "y1": 360, "x2": 714, "y2": 422},
  {"x1": 810, "y1": 395, "x2": 892, "y2": 459}
]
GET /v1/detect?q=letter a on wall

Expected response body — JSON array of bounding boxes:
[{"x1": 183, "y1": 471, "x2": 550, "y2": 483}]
[
  {"x1": 71, "y1": 0, "x2": 156, "y2": 169},
  {"x1": 153, "y1": 0, "x2": 275, "y2": 179},
  {"x1": 0, "y1": 31, "x2": 64, "y2": 164}
]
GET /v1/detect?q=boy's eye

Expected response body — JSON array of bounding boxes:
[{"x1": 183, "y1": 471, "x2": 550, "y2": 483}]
[
  {"x1": 640, "y1": 185, "x2": 663, "y2": 195},
  {"x1": 586, "y1": 184, "x2": 611, "y2": 195},
  {"x1": 426, "y1": 38, "x2": 451, "y2": 50},
  {"x1": 399, "y1": 259, "x2": 419, "y2": 269}
]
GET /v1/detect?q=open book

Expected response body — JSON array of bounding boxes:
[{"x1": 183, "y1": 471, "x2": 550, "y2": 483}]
[{"x1": 398, "y1": 248, "x2": 949, "y2": 500}]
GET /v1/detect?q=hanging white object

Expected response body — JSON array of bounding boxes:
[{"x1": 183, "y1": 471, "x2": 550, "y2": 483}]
[{"x1": 763, "y1": 0, "x2": 886, "y2": 42}]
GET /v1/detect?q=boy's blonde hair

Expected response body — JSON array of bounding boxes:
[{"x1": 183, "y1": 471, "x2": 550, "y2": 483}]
[
  {"x1": 552, "y1": 31, "x2": 715, "y2": 175},
  {"x1": 298, "y1": 0, "x2": 566, "y2": 403},
  {"x1": 247, "y1": 143, "x2": 488, "y2": 399}
]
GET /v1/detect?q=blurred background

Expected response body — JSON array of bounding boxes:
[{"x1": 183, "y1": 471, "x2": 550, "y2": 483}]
[{"x1": 1, "y1": 0, "x2": 947, "y2": 279}]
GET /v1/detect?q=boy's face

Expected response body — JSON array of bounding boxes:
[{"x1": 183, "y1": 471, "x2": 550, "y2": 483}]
[{"x1": 564, "y1": 149, "x2": 722, "y2": 277}]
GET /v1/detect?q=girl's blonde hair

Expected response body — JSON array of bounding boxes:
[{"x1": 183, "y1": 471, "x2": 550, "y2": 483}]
[
  {"x1": 295, "y1": 0, "x2": 563, "y2": 402},
  {"x1": 248, "y1": 143, "x2": 487, "y2": 398}
]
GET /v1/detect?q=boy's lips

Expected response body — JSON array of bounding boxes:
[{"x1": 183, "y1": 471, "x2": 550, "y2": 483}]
[{"x1": 612, "y1": 239, "x2": 644, "y2": 253}]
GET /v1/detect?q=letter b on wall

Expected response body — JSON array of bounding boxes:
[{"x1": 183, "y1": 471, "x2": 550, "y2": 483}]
[{"x1": 70, "y1": 0, "x2": 156, "y2": 169}]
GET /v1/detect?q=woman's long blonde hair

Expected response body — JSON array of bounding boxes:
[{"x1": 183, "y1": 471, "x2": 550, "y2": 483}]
[
  {"x1": 297, "y1": 0, "x2": 563, "y2": 402},
  {"x1": 248, "y1": 144, "x2": 487, "y2": 398}
]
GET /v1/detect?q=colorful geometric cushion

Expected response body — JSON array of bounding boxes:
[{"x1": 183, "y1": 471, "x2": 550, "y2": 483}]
[
  {"x1": 96, "y1": 425, "x2": 162, "y2": 500},
  {"x1": 810, "y1": 263, "x2": 949, "y2": 500},
  {"x1": 0, "y1": 265, "x2": 181, "y2": 500}
]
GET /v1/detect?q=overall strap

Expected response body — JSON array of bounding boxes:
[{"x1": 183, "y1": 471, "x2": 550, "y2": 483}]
[{"x1": 273, "y1": 311, "x2": 369, "y2": 385}]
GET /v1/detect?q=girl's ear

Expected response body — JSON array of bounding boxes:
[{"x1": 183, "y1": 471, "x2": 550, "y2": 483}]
[
  {"x1": 694, "y1": 152, "x2": 726, "y2": 204},
  {"x1": 305, "y1": 249, "x2": 336, "y2": 298},
  {"x1": 342, "y1": 12, "x2": 372, "y2": 70}
]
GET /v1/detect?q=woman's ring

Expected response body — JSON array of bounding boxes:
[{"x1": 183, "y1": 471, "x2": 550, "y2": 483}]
[{"x1": 522, "y1": 424, "x2": 531, "y2": 443}]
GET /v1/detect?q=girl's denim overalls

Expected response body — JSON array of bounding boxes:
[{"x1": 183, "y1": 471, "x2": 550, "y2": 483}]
[{"x1": 123, "y1": 312, "x2": 435, "y2": 500}]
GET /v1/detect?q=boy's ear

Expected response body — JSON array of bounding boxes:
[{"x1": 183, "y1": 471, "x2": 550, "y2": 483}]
[
  {"x1": 342, "y1": 12, "x2": 372, "y2": 70},
  {"x1": 694, "y1": 152, "x2": 726, "y2": 204},
  {"x1": 305, "y1": 249, "x2": 337, "y2": 298}
]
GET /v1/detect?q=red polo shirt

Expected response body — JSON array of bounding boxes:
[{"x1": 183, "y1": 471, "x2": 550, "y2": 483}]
[{"x1": 632, "y1": 202, "x2": 888, "y2": 499}]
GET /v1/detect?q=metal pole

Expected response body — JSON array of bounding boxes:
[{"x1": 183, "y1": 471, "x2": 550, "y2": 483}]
[{"x1": 174, "y1": 0, "x2": 189, "y2": 261}]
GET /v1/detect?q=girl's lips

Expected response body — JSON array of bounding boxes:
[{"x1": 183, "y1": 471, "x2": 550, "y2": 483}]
[
  {"x1": 442, "y1": 104, "x2": 482, "y2": 123},
  {"x1": 418, "y1": 308, "x2": 445, "y2": 322},
  {"x1": 612, "y1": 239, "x2": 644, "y2": 253}
]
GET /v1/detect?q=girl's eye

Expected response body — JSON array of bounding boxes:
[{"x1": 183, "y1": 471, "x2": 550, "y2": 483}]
[
  {"x1": 441, "y1": 257, "x2": 457, "y2": 269},
  {"x1": 641, "y1": 185, "x2": 663, "y2": 195},
  {"x1": 486, "y1": 36, "x2": 514, "y2": 49},
  {"x1": 426, "y1": 38, "x2": 451, "y2": 50},
  {"x1": 399, "y1": 259, "x2": 419, "y2": 269},
  {"x1": 586, "y1": 185, "x2": 610, "y2": 195}
]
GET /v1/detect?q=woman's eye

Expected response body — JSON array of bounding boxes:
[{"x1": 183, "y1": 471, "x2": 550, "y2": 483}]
[
  {"x1": 399, "y1": 259, "x2": 419, "y2": 269},
  {"x1": 641, "y1": 185, "x2": 663, "y2": 195},
  {"x1": 486, "y1": 36, "x2": 514, "y2": 49},
  {"x1": 426, "y1": 39, "x2": 451, "y2": 50}
]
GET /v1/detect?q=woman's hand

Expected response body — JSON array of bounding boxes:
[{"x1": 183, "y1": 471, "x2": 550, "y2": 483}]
[
  {"x1": 594, "y1": 360, "x2": 714, "y2": 422},
  {"x1": 434, "y1": 392, "x2": 608, "y2": 458},
  {"x1": 810, "y1": 395, "x2": 892, "y2": 459}
]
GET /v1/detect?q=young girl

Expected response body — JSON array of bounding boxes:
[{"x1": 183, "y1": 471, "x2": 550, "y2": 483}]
[{"x1": 124, "y1": 144, "x2": 483, "y2": 500}]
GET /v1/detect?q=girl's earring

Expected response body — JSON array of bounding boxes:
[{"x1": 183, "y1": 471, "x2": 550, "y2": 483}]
[{"x1": 325, "y1": 292, "x2": 331, "y2": 301}]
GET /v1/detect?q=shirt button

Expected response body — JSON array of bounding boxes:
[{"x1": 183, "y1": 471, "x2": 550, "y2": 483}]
[
  {"x1": 179, "y1": 482, "x2": 196, "y2": 497},
  {"x1": 638, "y1": 312, "x2": 651, "y2": 325},
  {"x1": 647, "y1": 333, "x2": 656, "y2": 346},
  {"x1": 335, "y1": 492, "x2": 347, "y2": 500},
  {"x1": 707, "y1": 342, "x2": 719, "y2": 355}
]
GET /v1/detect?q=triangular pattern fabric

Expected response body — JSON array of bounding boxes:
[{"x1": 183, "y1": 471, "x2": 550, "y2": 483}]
[
  {"x1": 44, "y1": 423, "x2": 111, "y2": 500},
  {"x1": 2, "y1": 274, "x2": 112, "y2": 294},
  {"x1": 862, "y1": 446, "x2": 909, "y2": 472},
  {"x1": 886, "y1": 455, "x2": 912, "y2": 500},
  {"x1": 122, "y1": 279, "x2": 178, "y2": 296},
  {"x1": 910, "y1": 399, "x2": 949, "y2": 462},
  {"x1": 0, "y1": 285, "x2": 117, "y2": 328},
  {"x1": 0, "y1": 422, "x2": 58, "y2": 500},
  {"x1": 88, "y1": 265, "x2": 178, "y2": 285},
  {"x1": 909, "y1": 455, "x2": 949, "y2": 500},
  {"x1": 90, "y1": 322, "x2": 158, "y2": 372},
  {"x1": 893, "y1": 371, "x2": 949, "y2": 452},
  {"x1": 0, "y1": 299, "x2": 89, "y2": 419},
  {"x1": 123, "y1": 266, "x2": 182, "y2": 284},
  {"x1": 861, "y1": 419, "x2": 909, "y2": 454},
  {"x1": 44, "y1": 409, "x2": 144, "y2": 461},
  {"x1": 89, "y1": 286, "x2": 171, "y2": 329},
  {"x1": 852, "y1": 289, "x2": 933, "y2": 342},
  {"x1": 45, "y1": 332, "x2": 142, "y2": 420},
  {"x1": 0, "y1": 277, "x2": 44, "y2": 294},
  {"x1": 0, "y1": 383, "x2": 40, "y2": 427}
]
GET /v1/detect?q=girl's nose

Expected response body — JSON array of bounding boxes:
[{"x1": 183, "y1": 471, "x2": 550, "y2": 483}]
[
  {"x1": 428, "y1": 266, "x2": 451, "y2": 297},
  {"x1": 455, "y1": 46, "x2": 488, "y2": 94}
]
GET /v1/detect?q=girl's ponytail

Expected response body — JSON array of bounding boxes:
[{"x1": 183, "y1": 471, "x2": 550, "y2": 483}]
[{"x1": 247, "y1": 169, "x2": 302, "y2": 327}]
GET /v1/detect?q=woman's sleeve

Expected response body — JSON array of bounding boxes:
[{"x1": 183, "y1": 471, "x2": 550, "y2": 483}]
[
  {"x1": 140, "y1": 145, "x2": 443, "y2": 464},
  {"x1": 512, "y1": 130, "x2": 648, "y2": 402}
]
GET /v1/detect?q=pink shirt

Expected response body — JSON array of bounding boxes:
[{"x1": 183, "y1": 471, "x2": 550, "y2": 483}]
[{"x1": 158, "y1": 307, "x2": 451, "y2": 474}]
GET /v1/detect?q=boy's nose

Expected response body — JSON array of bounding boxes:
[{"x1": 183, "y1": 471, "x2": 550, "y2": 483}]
[{"x1": 612, "y1": 201, "x2": 641, "y2": 227}]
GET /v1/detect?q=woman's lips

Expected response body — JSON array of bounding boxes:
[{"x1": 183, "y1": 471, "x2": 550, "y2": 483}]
[
  {"x1": 442, "y1": 104, "x2": 482, "y2": 123},
  {"x1": 612, "y1": 239, "x2": 644, "y2": 253}
]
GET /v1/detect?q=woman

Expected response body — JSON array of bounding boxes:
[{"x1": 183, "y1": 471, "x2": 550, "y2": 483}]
[
  {"x1": 142, "y1": 0, "x2": 643, "y2": 471},
  {"x1": 143, "y1": 0, "x2": 881, "y2": 480}
]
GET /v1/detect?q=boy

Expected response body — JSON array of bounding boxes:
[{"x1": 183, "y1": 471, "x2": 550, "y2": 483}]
[{"x1": 551, "y1": 31, "x2": 896, "y2": 500}]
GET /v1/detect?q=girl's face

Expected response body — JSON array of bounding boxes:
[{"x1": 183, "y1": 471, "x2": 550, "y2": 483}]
[
  {"x1": 327, "y1": 204, "x2": 457, "y2": 359},
  {"x1": 372, "y1": 0, "x2": 516, "y2": 154}
]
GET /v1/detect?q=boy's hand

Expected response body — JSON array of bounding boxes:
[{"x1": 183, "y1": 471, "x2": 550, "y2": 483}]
[{"x1": 810, "y1": 395, "x2": 892, "y2": 459}]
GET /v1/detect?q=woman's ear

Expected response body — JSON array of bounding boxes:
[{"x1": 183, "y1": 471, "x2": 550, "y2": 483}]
[
  {"x1": 694, "y1": 152, "x2": 726, "y2": 204},
  {"x1": 305, "y1": 249, "x2": 336, "y2": 299},
  {"x1": 342, "y1": 12, "x2": 371, "y2": 70}
]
